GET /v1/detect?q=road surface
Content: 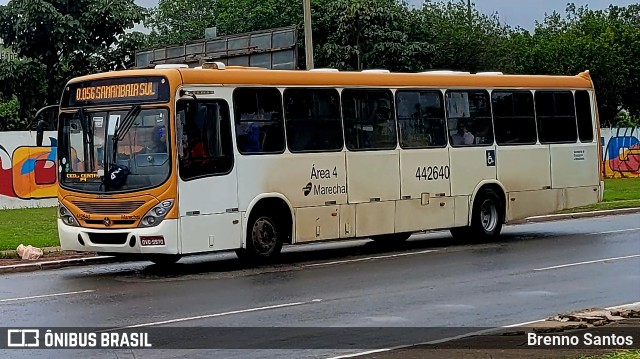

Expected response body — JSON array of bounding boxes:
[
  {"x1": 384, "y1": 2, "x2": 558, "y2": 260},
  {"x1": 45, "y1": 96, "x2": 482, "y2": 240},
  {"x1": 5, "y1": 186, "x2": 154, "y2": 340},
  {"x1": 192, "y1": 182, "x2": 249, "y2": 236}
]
[{"x1": 0, "y1": 213, "x2": 639, "y2": 359}]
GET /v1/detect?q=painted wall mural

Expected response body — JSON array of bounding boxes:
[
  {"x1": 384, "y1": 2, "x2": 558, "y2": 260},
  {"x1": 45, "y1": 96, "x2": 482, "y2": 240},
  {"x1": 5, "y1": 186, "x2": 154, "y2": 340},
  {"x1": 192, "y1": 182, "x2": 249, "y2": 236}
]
[
  {"x1": 601, "y1": 127, "x2": 640, "y2": 178},
  {"x1": 0, "y1": 131, "x2": 58, "y2": 209}
]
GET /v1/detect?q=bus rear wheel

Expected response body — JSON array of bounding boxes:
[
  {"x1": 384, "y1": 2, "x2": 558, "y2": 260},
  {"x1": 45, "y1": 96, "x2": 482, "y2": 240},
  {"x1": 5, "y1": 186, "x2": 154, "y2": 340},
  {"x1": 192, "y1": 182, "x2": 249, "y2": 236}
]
[
  {"x1": 450, "y1": 188, "x2": 503, "y2": 243},
  {"x1": 236, "y1": 214, "x2": 284, "y2": 263}
]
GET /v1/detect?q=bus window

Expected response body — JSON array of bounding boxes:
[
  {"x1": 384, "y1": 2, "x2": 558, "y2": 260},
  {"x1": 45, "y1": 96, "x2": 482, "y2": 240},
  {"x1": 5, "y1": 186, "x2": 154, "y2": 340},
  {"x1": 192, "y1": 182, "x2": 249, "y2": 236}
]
[
  {"x1": 446, "y1": 90, "x2": 493, "y2": 146},
  {"x1": 233, "y1": 88, "x2": 285, "y2": 154},
  {"x1": 342, "y1": 89, "x2": 397, "y2": 151},
  {"x1": 491, "y1": 91, "x2": 537, "y2": 145},
  {"x1": 575, "y1": 91, "x2": 594, "y2": 143},
  {"x1": 535, "y1": 91, "x2": 577, "y2": 144},
  {"x1": 395, "y1": 90, "x2": 447, "y2": 149},
  {"x1": 284, "y1": 88, "x2": 343, "y2": 152},
  {"x1": 178, "y1": 100, "x2": 234, "y2": 180}
]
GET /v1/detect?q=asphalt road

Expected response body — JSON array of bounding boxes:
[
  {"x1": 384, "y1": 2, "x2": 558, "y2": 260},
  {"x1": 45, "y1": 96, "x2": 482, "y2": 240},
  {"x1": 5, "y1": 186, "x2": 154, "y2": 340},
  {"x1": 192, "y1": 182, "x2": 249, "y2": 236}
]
[{"x1": 0, "y1": 213, "x2": 639, "y2": 359}]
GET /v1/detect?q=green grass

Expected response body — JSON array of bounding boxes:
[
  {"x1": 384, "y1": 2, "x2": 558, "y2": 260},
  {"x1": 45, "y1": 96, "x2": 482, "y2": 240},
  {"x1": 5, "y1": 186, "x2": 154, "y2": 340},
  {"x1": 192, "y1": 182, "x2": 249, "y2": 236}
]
[
  {"x1": 603, "y1": 178, "x2": 640, "y2": 202},
  {"x1": 565, "y1": 178, "x2": 640, "y2": 213},
  {"x1": 573, "y1": 350, "x2": 640, "y2": 359},
  {"x1": 0, "y1": 207, "x2": 58, "y2": 251}
]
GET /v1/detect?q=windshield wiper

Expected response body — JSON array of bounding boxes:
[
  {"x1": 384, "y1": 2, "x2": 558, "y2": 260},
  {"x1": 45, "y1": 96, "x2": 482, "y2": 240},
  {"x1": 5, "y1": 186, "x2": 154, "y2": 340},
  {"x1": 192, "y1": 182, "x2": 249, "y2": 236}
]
[
  {"x1": 100, "y1": 105, "x2": 141, "y2": 191},
  {"x1": 109, "y1": 105, "x2": 141, "y2": 165}
]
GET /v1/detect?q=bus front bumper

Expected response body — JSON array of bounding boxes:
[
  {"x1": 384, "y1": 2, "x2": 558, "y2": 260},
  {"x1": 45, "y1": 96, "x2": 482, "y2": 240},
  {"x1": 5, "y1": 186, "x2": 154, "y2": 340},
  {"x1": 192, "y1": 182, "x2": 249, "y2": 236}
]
[{"x1": 58, "y1": 219, "x2": 179, "y2": 255}]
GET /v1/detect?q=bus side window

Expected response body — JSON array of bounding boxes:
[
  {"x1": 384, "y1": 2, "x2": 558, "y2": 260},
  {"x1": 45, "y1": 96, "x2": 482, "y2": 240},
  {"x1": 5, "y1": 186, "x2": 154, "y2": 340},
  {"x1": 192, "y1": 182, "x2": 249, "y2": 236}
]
[
  {"x1": 342, "y1": 89, "x2": 397, "y2": 151},
  {"x1": 535, "y1": 91, "x2": 577, "y2": 144},
  {"x1": 446, "y1": 90, "x2": 493, "y2": 147},
  {"x1": 575, "y1": 90, "x2": 594, "y2": 143},
  {"x1": 284, "y1": 88, "x2": 343, "y2": 153},
  {"x1": 396, "y1": 90, "x2": 447, "y2": 149},
  {"x1": 492, "y1": 91, "x2": 537, "y2": 145},
  {"x1": 233, "y1": 87, "x2": 285, "y2": 155},
  {"x1": 178, "y1": 100, "x2": 234, "y2": 180}
]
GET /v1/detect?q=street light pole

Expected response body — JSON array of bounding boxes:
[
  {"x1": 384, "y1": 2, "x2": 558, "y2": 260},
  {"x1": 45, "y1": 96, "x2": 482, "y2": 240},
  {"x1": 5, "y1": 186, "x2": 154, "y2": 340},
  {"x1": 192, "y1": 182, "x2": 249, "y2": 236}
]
[{"x1": 303, "y1": 0, "x2": 314, "y2": 70}]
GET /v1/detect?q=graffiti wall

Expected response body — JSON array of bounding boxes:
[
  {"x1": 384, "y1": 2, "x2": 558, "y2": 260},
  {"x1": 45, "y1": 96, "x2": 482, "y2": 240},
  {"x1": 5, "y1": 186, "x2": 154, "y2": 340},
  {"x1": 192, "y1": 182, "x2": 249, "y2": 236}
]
[
  {"x1": 0, "y1": 131, "x2": 58, "y2": 209},
  {"x1": 601, "y1": 127, "x2": 640, "y2": 178}
]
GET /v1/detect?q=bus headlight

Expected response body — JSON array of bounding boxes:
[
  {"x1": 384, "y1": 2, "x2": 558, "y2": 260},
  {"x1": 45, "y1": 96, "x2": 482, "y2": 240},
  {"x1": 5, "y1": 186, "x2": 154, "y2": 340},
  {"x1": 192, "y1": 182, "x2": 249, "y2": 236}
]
[
  {"x1": 58, "y1": 202, "x2": 79, "y2": 227},
  {"x1": 139, "y1": 199, "x2": 174, "y2": 228}
]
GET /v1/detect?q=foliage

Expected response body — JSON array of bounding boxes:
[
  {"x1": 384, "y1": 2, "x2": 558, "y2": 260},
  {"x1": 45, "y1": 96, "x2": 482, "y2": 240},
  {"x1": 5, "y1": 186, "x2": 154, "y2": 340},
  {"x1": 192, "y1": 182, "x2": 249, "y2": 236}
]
[
  {"x1": 0, "y1": 96, "x2": 20, "y2": 131},
  {"x1": 0, "y1": 58, "x2": 47, "y2": 130},
  {"x1": 420, "y1": 0, "x2": 514, "y2": 73},
  {"x1": 614, "y1": 109, "x2": 640, "y2": 129},
  {"x1": 147, "y1": 0, "x2": 218, "y2": 45},
  {"x1": 0, "y1": 0, "x2": 146, "y2": 129},
  {"x1": 215, "y1": 0, "x2": 302, "y2": 36}
]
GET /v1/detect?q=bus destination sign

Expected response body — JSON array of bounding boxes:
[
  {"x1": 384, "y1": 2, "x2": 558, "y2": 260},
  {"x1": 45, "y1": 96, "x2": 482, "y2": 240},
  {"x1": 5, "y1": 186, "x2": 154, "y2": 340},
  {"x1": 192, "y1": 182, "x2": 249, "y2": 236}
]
[{"x1": 62, "y1": 76, "x2": 171, "y2": 107}]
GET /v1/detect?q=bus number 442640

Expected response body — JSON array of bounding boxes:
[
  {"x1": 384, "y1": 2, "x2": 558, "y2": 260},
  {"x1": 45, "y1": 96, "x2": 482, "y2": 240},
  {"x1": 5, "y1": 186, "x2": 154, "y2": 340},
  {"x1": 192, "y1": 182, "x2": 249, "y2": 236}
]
[{"x1": 416, "y1": 166, "x2": 450, "y2": 181}]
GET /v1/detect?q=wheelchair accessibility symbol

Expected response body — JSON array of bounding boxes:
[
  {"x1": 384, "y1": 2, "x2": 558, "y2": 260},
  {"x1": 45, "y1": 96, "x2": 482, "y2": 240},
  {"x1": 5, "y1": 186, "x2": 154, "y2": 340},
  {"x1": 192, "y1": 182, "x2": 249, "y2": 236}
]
[{"x1": 486, "y1": 150, "x2": 496, "y2": 167}]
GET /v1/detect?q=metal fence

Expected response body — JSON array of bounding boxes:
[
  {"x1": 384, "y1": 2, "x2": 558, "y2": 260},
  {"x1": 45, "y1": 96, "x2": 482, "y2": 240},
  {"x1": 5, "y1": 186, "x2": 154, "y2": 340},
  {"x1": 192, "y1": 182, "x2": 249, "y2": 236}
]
[{"x1": 135, "y1": 26, "x2": 298, "y2": 69}]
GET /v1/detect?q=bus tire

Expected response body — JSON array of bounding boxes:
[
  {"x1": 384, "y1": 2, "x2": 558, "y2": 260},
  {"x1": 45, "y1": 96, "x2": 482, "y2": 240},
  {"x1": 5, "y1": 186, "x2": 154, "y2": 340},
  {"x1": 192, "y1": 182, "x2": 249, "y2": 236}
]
[
  {"x1": 450, "y1": 188, "x2": 503, "y2": 242},
  {"x1": 236, "y1": 212, "x2": 284, "y2": 263},
  {"x1": 470, "y1": 188, "x2": 504, "y2": 241},
  {"x1": 371, "y1": 232, "x2": 412, "y2": 243},
  {"x1": 147, "y1": 254, "x2": 181, "y2": 266}
]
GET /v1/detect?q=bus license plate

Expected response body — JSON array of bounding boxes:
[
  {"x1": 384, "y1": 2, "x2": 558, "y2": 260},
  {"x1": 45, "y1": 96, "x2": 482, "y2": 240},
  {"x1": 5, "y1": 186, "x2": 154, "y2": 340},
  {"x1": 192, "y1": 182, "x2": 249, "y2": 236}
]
[{"x1": 140, "y1": 236, "x2": 165, "y2": 246}]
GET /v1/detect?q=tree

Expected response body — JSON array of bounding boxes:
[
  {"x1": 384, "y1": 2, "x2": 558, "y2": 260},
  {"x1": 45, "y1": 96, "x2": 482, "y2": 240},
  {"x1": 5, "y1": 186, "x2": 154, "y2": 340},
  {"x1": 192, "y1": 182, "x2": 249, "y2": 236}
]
[
  {"x1": 215, "y1": 0, "x2": 301, "y2": 36},
  {"x1": 420, "y1": 0, "x2": 513, "y2": 73},
  {"x1": 510, "y1": 4, "x2": 639, "y2": 126},
  {"x1": 313, "y1": 0, "x2": 431, "y2": 71},
  {"x1": 0, "y1": 58, "x2": 47, "y2": 130},
  {"x1": 0, "y1": 96, "x2": 20, "y2": 131},
  {"x1": 0, "y1": 0, "x2": 146, "y2": 110},
  {"x1": 147, "y1": 0, "x2": 218, "y2": 46}
]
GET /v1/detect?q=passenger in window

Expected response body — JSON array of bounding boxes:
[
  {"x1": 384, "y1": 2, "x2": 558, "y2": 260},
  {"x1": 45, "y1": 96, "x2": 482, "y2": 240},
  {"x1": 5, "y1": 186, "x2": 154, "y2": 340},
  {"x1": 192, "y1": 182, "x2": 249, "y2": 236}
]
[
  {"x1": 474, "y1": 123, "x2": 492, "y2": 145},
  {"x1": 451, "y1": 122, "x2": 475, "y2": 146},
  {"x1": 190, "y1": 137, "x2": 205, "y2": 158},
  {"x1": 149, "y1": 125, "x2": 168, "y2": 152}
]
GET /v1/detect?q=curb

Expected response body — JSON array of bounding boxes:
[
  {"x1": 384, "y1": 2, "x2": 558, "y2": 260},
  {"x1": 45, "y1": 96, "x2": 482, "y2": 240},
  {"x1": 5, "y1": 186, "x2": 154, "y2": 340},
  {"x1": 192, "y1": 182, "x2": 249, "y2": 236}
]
[
  {"x1": 0, "y1": 256, "x2": 116, "y2": 275},
  {"x1": 518, "y1": 206, "x2": 640, "y2": 224},
  {"x1": 0, "y1": 246, "x2": 63, "y2": 258}
]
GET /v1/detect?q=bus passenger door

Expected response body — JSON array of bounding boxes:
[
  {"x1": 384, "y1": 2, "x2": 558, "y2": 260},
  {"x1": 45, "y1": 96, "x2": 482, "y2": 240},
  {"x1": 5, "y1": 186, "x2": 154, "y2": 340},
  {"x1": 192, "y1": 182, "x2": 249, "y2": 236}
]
[
  {"x1": 446, "y1": 90, "x2": 497, "y2": 227},
  {"x1": 176, "y1": 98, "x2": 242, "y2": 254},
  {"x1": 395, "y1": 90, "x2": 454, "y2": 232}
]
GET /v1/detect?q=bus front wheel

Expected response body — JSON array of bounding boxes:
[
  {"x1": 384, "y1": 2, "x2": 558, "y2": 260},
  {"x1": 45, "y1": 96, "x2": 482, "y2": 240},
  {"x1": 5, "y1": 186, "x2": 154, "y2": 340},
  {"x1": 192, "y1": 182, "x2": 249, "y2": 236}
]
[
  {"x1": 450, "y1": 188, "x2": 503, "y2": 242},
  {"x1": 236, "y1": 214, "x2": 284, "y2": 263}
]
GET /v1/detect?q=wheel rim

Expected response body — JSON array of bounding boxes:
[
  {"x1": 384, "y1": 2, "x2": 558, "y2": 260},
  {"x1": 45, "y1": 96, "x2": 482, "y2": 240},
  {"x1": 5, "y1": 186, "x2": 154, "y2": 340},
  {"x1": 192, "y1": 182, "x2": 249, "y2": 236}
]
[
  {"x1": 251, "y1": 217, "x2": 278, "y2": 254},
  {"x1": 480, "y1": 199, "x2": 498, "y2": 232}
]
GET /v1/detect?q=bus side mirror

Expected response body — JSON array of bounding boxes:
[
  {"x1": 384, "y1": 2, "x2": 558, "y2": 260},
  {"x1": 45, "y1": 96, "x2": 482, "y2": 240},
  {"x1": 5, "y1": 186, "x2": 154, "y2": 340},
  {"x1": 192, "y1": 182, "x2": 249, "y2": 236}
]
[
  {"x1": 33, "y1": 104, "x2": 59, "y2": 146},
  {"x1": 36, "y1": 120, "x2": 46, "y2": 147}
]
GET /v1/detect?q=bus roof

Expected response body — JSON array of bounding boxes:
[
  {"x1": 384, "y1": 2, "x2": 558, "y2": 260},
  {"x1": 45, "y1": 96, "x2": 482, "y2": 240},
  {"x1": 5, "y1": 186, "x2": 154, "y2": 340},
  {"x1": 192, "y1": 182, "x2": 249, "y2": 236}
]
[{"x1": 68, "y1": 67, "x2": 595, "y2": 90}]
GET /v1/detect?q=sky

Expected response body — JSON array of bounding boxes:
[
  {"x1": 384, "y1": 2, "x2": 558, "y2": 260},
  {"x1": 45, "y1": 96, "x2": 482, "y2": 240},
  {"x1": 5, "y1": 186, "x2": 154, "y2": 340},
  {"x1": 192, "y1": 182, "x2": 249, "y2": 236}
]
[{"x1": 0, "y1": 0, "x2": 637, "y2": 31}]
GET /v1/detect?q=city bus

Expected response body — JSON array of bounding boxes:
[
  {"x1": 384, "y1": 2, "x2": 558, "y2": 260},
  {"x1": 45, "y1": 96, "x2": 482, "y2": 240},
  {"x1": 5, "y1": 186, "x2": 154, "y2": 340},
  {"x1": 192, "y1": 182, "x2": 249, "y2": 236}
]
[{"x1": 53, "y1": 63, "x2": 603, "y2": 265}]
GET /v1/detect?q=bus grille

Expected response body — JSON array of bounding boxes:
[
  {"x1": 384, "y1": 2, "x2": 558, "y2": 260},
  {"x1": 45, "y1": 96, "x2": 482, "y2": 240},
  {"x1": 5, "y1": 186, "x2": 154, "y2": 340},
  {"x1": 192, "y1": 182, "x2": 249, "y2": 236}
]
[
  {"x1": 88, "y1": 233, "x2": 129, "y2": 245},
  {"x1": 72, "y1": 201, "x2": 145, "y2": 214}
]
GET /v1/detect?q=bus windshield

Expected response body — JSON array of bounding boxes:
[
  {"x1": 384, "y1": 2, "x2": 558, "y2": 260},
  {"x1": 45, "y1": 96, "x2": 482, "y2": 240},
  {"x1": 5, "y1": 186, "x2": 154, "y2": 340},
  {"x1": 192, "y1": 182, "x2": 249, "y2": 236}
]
[{"x1": 58, "y1": 107, "x2": 170, "y2": 193}]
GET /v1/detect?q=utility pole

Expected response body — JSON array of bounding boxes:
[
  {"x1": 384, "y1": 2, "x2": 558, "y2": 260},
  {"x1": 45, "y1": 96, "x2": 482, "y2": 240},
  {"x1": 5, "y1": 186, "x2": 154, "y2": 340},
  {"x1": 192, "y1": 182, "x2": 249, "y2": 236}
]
[
  {"x1": 303, "y1": 0, "x2": 314, "y2": 70},
  {"x1": 467, "y1": 0, "x2": 472, "y2": 27}
]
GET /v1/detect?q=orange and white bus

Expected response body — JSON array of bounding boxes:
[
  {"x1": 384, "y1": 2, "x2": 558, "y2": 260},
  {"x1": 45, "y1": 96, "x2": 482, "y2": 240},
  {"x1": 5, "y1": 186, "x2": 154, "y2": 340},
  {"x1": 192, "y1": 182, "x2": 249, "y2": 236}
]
[{"x1": 54, "y1": 64, "x2": 603, "y2": 264}]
